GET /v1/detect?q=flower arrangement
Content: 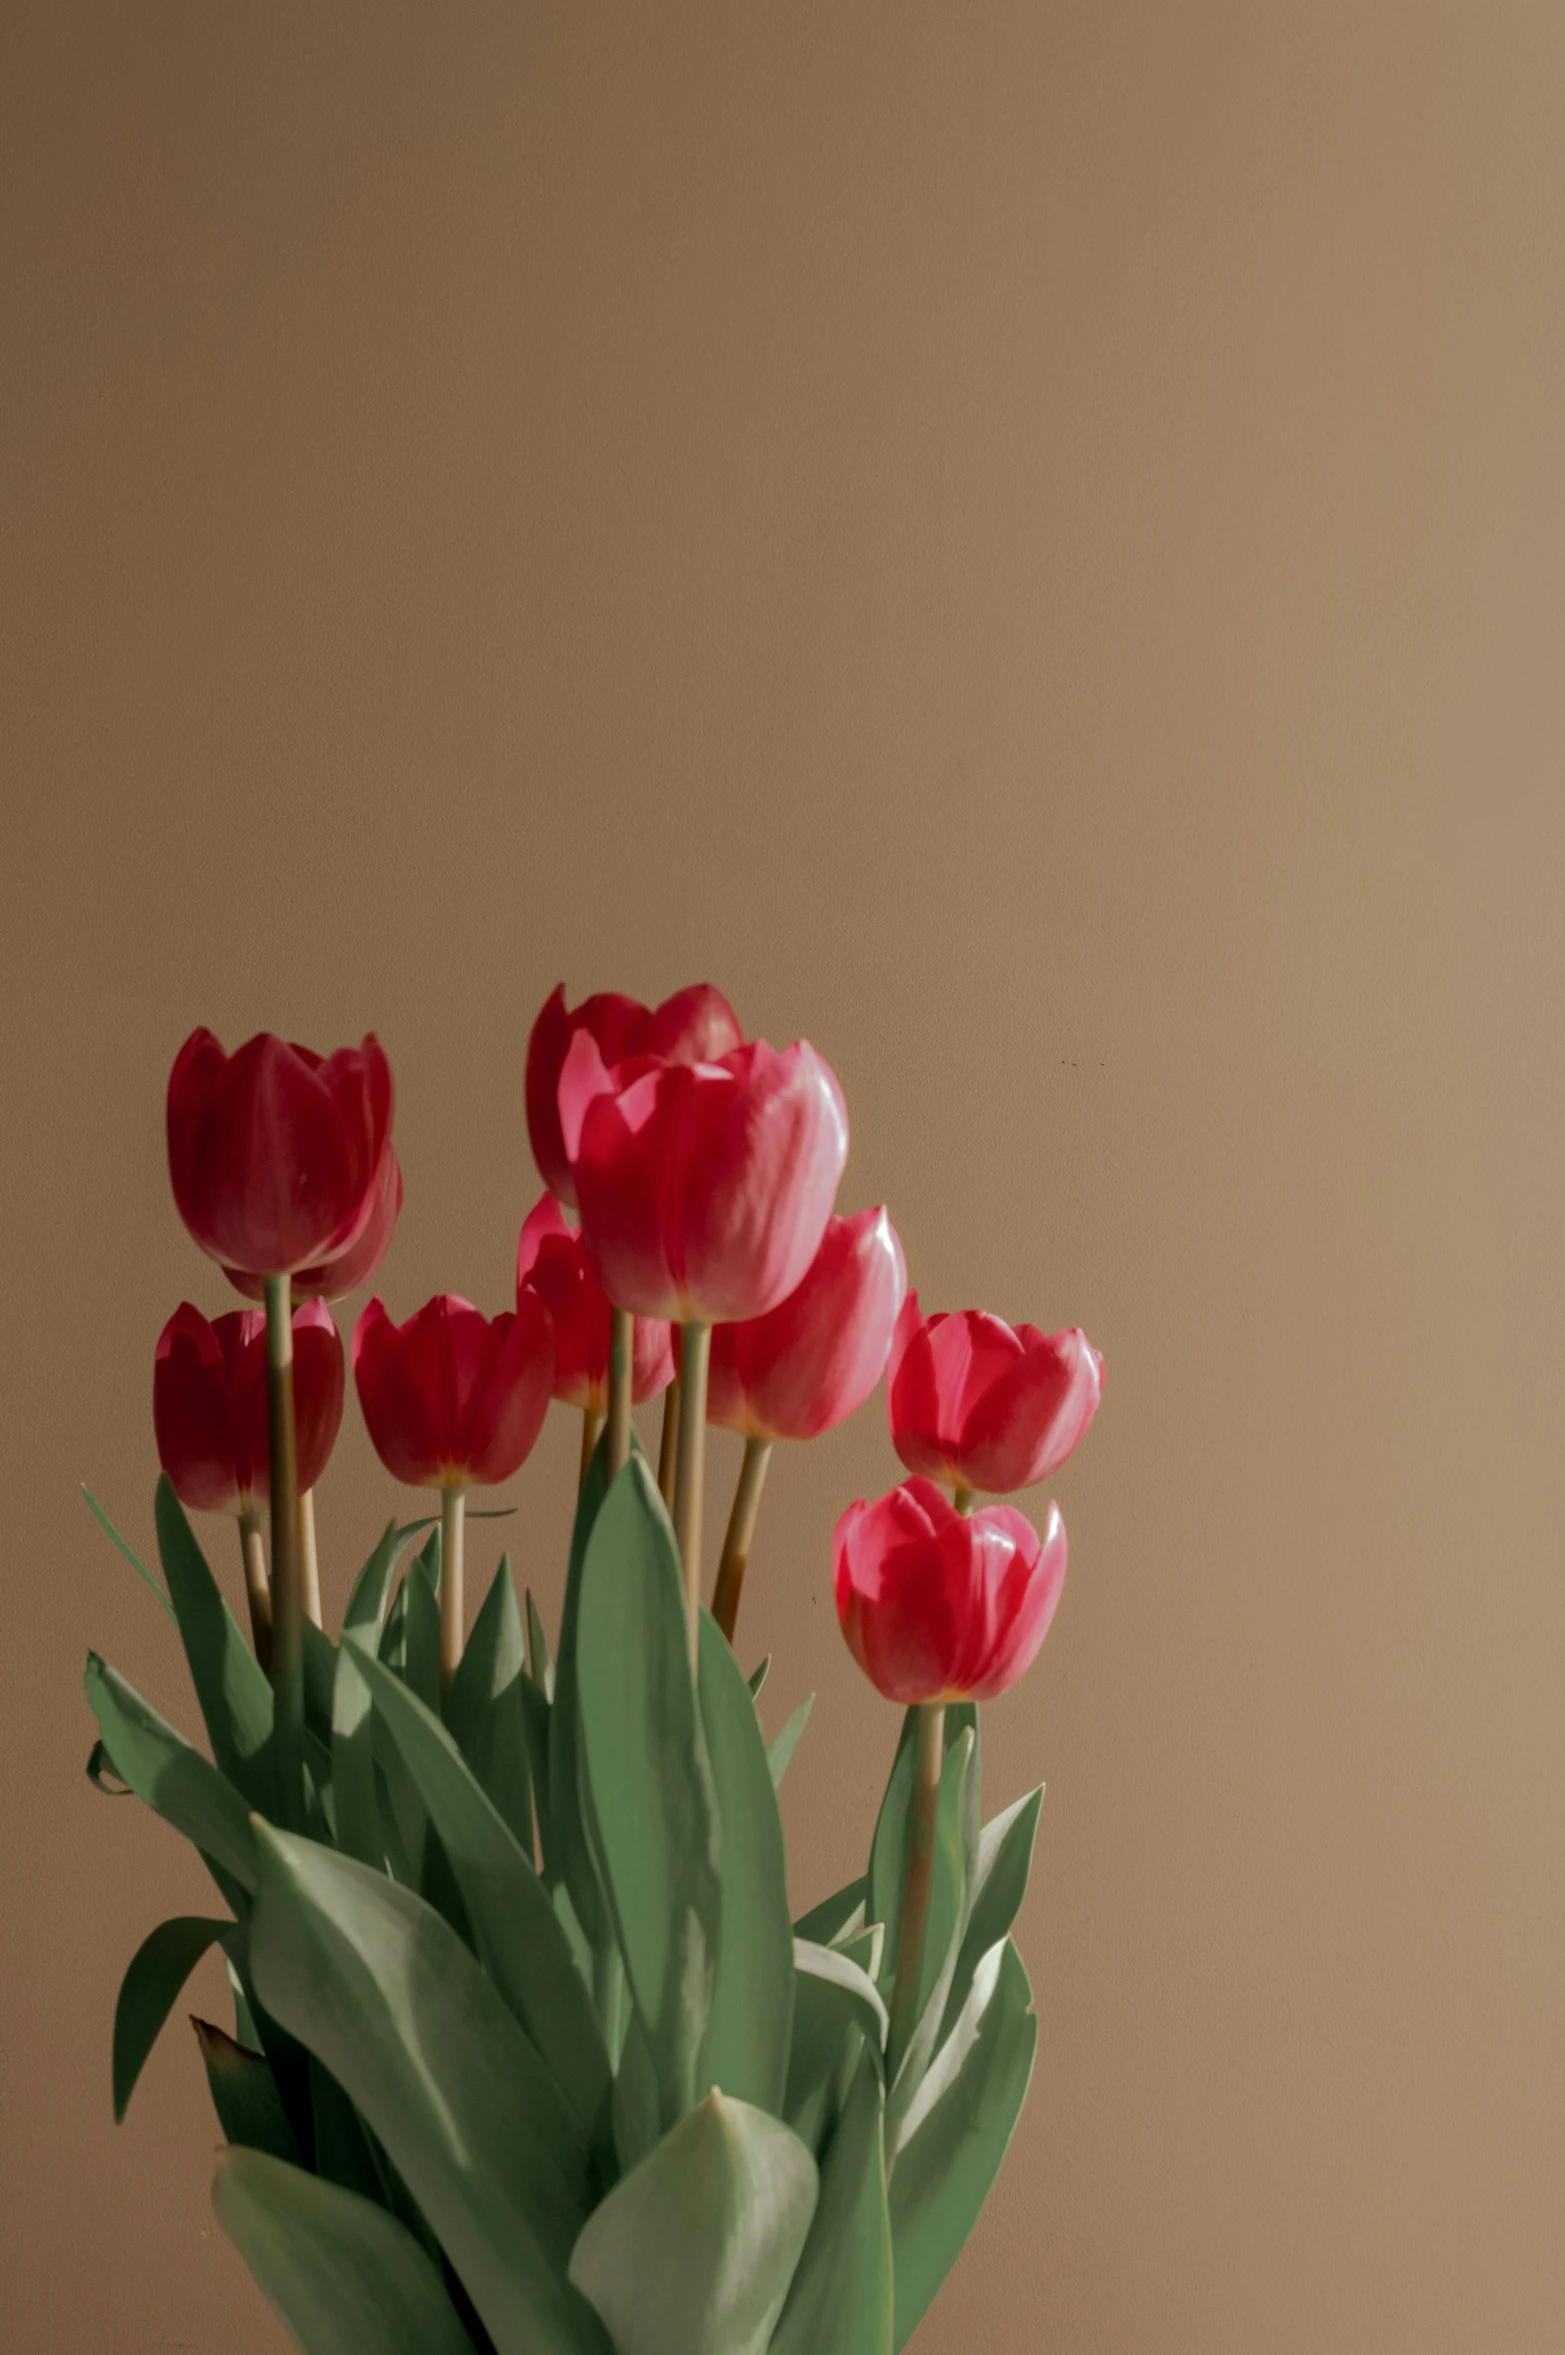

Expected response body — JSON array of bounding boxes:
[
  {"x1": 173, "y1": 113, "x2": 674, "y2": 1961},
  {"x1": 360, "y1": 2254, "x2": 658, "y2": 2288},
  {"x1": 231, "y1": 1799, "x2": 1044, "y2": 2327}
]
[{"x1": 85, "y1": 983, "x2": 1103, "y2": 2354}]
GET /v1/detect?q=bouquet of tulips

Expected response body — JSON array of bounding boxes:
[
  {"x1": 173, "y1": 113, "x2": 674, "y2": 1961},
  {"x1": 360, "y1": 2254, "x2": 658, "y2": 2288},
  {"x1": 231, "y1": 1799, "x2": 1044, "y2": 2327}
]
[{"x1": 85, "y1": 982, "x2": 1103, "y2": 2355}]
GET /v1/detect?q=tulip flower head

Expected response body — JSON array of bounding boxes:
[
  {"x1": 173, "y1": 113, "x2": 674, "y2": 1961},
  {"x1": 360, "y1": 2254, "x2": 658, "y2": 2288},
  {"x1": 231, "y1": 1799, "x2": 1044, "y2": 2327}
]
[
  {"x1": 706, "y1": 1206, "x2": 907, "y2": 1441},
  {"x1": 352, "y1": 1291, "x2": 553, "y2": 1489},
  {"x1": 559, "y1": 1035, "x2": 849, "y2": 1326},
  {"x1": 225, "y1": 1144, "x2": 404, "y2": 1304},
  {"x1": 834, "y1": 1476, "x2": 1067, "y2": 1705},
  {"x1": 525, "y1": 981, "x2": 743, "y2": 1206},
  {"x1": 888, "y1": 1292, "x2": 1103, "y2": 1495},
  {"x1": 516, "y1": 1194, "x2": 675, "y2": 1411},
  {"x1": 153, "y1": 1300, "x2": 345, "y2": 1514},
  {"x1": 167, "y1": 1028, "x2": 394, "y2": 1277}
]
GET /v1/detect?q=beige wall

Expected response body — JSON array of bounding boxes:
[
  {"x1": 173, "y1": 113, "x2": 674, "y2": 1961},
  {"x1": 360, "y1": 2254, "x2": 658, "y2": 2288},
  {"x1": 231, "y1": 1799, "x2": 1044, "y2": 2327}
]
[{"x1": 3, "y1": 4, "x2": 1563, "y2": 2348}]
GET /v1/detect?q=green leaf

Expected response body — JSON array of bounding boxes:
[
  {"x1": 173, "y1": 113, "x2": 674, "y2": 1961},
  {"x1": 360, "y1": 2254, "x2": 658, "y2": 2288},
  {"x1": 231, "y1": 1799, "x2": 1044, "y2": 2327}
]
[
  {"x1": 888, "y1": 1939, "x2": 1037, "y2": 2350},
  {"x1": 937, "y1": 1786, "x2": 1044, "y2": 2046},
  {"x1": 785, "y1": 1940, "x2": 887, "y2": 2160},
  {"x1": 766, "y1": 1694, "x2": 814, "y2": 1790},
  {"x1": 112, "y1": 1914, "x2": 231, "y2": 2119},
  {"x1": 153, "y1": 1477, "x2": 274, "y2": 1809},
  {"x1": 747, "y1": 1655, "x2": 771, "y2": 1700},
  {"x1": 886, "y1": 1727, "x2": 974, "y2": 2110},
  {"x1": 549, "y1": 1428, "x2": 618, "y2": 1946},
  {"x1": 568, "y1": 2091, "x2": 817, "y2": 2355},
  {"x1": 611, "y1": 2008, "x2": 662, "y2": 2178},
  {"x1": 81, "y1": 1484, "x2": 175, "y2": 1619},
  {"x1": 576, "y1": 1458, "x2": 720, "y2": 2129},
  {"x1": 301, "y1": 1619, "x2": 338, "y2": 1749},
  {"x1": 249, "y1": 1822, "x2": 604, "y2": 2355},
  {"x1": 771, "y1": 2055, "x2": 893, "y2": 2355},
  {"x1": 213, "y1": 2146, "x2": 473, "y2": 2355},
  {"x1": 343, "y1": 1521, "x2": 414, "y2": 1645},
  {"x1": 85, "y1": 1738, "x2": 131, "y2": 1795},
  {"x1": 356, "y1": 1650, "x2": 610, "y2": 2143},
  {"x1": 794, "y1": 1877, "x2": 868, "y2": 1948},
  {"x1": 521, "y1": 1671, "x2": 555, "y2": 1881},
  {"x1": 525, "y1": 1587, "x2": 555, "y2": 1697},
  {"x1": 696, "y1": 1608, "x2": 793, "y2": 2115},
  {"x1": 192, "y1": 2019, "x2": 298, "y2": 2161},
  {"x1": 445, "y1": 1554, "x2": 532, "y2": 1851},
  {"x1": 400, "y1": 1557, "x2": 441, "y2": 1713},
  {"x1": 308, "y1": 2054, "x2": 386, "y2": 2203},
  {"x1": 868, "y1": 1704, "x2": 977, "y2": 1987},
  {"x1": 330, "y1": 1643, "x2": 382, "y2": 1870},
  {"x1": 84, "y1": 1654, "x2": 257, "y2": 1893}
]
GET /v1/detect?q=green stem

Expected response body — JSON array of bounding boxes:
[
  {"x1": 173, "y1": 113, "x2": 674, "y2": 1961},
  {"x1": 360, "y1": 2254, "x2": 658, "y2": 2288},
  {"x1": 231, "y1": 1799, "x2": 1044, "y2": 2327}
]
[
  {"x1": 606, "y1": 1308, "x2": 634, "y2": 1481},
  {"x1": 299, "y1": 1486, "x2": 323, "y2": 1628},
  {"x1": 236, "y1": 1506, "x2": 272, "y2": 1671},
  {"x1": 579, "y1": 1404, "x2": 604, "y2": 1491},
  {"x1": 711, "y1": 1436, "x2": 773, "y2": 1648},
  {"x1": 673, "y1": 1322, "x2": 711, "y2": 1668},
  {"x1": 887, "y1": 1701, "x2": 947, "y2": 2070},
  {"x1": 657, "y1": 1376, "x2": 682, "y2": 1509},
  {"x1": 263, "y1": 1273, "x2": 303, "y2": 1829},
  {"x1": 440, "y1": 1484, "x2": 466, "y2": 1703}
]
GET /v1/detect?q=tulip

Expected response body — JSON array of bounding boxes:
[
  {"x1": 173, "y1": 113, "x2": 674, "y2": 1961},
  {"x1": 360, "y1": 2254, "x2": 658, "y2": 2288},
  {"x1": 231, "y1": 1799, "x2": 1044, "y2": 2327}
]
[
  {"x1": 834, "y1": 1474, "x2": 1069, "y2": 2069},
  {"x1": 525, "y1": 981, "x2": 743, "y2": 1207},
  {"x1": 516, "y1": 1194, "x2": 675, "y2": 1480},
  {"x1": 167, "y1": 1029, "x2": 394, "y2": 1278},
  {"x1": 352, "y1": 1291, "x2": 553, "y2": 1694},
  {"x1": 887, "y1": 1292, "x2": 1103, "y2": 1499},
  {"x1": 224, "y1": 1145, "x2": 403, "y2": 1304},
  {"x1": 153, "y1": 1300, "x2": 344, "y2": 1661},
  {"x1": 706, "y1": 1207, "x2": 906, "y2": 1643}
]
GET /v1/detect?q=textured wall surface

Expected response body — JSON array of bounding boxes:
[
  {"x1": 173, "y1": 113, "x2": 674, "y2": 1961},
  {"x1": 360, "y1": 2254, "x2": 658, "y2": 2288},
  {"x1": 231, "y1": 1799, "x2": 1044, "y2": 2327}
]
[{"x1": 3, "y1": 5, "x2": 1562, "y2": 2349}]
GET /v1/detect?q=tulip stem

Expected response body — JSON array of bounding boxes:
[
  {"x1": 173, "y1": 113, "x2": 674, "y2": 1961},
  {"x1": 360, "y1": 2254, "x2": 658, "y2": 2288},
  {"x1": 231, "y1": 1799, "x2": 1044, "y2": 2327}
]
[
  {"x1": 579, "y1": 1405, "x2": 604, "y2": 1490},
  {"x1": 606, "y1": 1308, "x2": 634, "y2": 1481},
  {"x1": 657, "y1": 1377, "x2": 682, "y2": 1510},
  {"x1": 887, "y1": 1701, "x2": 947, "y2": 2072},
  {"x1": 299, "y1": 1488, "x2": 323, "y2": 1629},
  {"x1": 262, "y1": 1274, "x2": 304, "y2": 1831},
  {"x1": 440, "y1": 1485, "x2": 466, "y2": 1703},
  {"x1": 953, "y1": 1483, "x2": 978, "y2": 1517},
  {"x1": 711, "y1": 1437, "x2": 773, "y2": 1648},
  {"x1": 673, "y1": 1322, "x2": 711, "y2": 1668},
  {"x1": 236, "y1": 1507, "x2": 272, "y2": 1671}
]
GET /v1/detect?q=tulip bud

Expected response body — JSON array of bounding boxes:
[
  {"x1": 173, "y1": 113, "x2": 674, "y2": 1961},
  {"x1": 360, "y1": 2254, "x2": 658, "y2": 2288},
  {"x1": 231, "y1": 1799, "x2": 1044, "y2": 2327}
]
[
  {"x1": 707, "y1": 1207, "x2": 907, "y2": 1440},
  {"x1": 153, "y1": 1300, "x2": 344, "y2": 1513},
  {"x1": 567, "y1": 1039, "x2": 849, "y2": 1325},
  {"x1": 351, "y1": 1292, "x2": 553, "y2": 1488},
  {"x1": 167, "y1": 1029, "x2": 394, "y2": 1277},
  {"x1": 834, "y1": 1476, "x2": 1067, "y2": 1704},
  {"x1": 525, "y1": 981, "x2": 743, "y2": 1206},
  {"x1": 516, "y1": 1194, "x2": 675, "y2": 1411},
  {"x1": 887, "y1": 1293, "x2": 1103, "y2": 1495}
]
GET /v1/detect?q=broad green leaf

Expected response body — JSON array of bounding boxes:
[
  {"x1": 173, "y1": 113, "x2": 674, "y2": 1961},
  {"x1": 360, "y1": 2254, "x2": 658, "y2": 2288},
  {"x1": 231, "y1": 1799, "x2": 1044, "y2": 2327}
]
[
  {"x1": 771, "y1": 2055, "x2": 893, "y2": 2355},
  {"x1": 377, "y1": 1579, "x2": 408, "y2": 1673},
  {"x1": 794, "y1": 1939, "x2": 888, "y2": 2060},
  {"x1": 357, "y1": 1651, "x2": 610, "y2": 2142},
  {"x1": 937, "y1": 1786, "x2": 1043, "y2": 2045},
  {"x1": 576, "y1": 1458, "x2": 720, "y2": 2128},
  {"x1": 747, "y1": 1655, "x2": 771, "y2": 1700},
  {"x1": 888, "y1": 1939, "x2": 1036, "y2": 2350},
  {"x1": 868, "y1": 1704, "x2": 977, "y2": 1985},
  {"x1": 549, "y1": 1428, "x2": 620, "y2": 1946},
  {"x1": 766, "y1": 1694, "x2": 814, "y2": 1790},
  {"x1": 309, "y1": 2055, "x2": 386, "y2": 2202},
  {"x1": 886, "y1": 1728, "x2": 974, "y2": 2112},
  {"x1": 112, "y1": 1914, "x2": 230, "y2": 2119},
  {"x1": 301, "y1": 1619, "x2": 337, "y2": 1748},
  {"x1": 154, "y1": 1478, "x2": 274, "y2": 1809},
  {"x1": 785, "y1": 1940, "x2": 887, "y2": 2159},
  {"x1": 85, "y1": 1738, "x2": 130, "y2": 1795},
  {"x1": 213, "y1": 2147, "x2": 472, "y2": 2355},
  {"x1": 343, "y1": 1521, "x2": 413, "y2": 1644},
  {"x1": 192, "y1": 2019, "x2": 297, "y2": 2161},
  {"x1": 893, "y1": 1938, "x2": 1009, "y2": 2155},
  {"x1": 228, "y1": 1957, "x2": 260, "y2": 2047},
  {"x1": 794, "y1": 1877, "x2": 868, "y2": 1948},
  {"x1": 401, "y1": 1557, "x2": 441, "y2": 1712},
  {"x1": 525, "y1": 1587, "x2": 555, "y2": 1697},
  {"x1": 81, "y1": 1484, "x2": 175, "y2": 1619},
  {"x1": 330, "y1": 1644, "x2": 382, "y2": 1870},
  {"x1": 249, "y1": 1823, "x2": 604, "y2": 2355},
  {"x1": 569, "y1": 2091, "x2": 817, "y2": 2355},
  {"x1": 697, "y1": 1608, "x2": 793, "y2": 2114},
  {"x1": 611, "y1": 2007, "x2": 662, "y2": 2177},
  {"x1": 837, "y1": 1923, "x2": 886, "y2": 1983},
  {"x1": 521, "y1": 1671, "x2": 555, "y2": 1881},
  {"x1": 84, "y1": 1654, "x2": 256, "y2": 1893},
  {"x1": 445, "y1": 1554, "x2": 531, "y2": 1850}
]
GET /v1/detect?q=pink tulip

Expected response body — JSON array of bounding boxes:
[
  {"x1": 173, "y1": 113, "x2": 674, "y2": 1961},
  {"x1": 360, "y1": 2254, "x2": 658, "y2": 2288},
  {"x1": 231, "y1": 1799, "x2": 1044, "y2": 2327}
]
[
  {"x1": 167, "y1": 1029, "x2": 394, "y2": 1277},
  {"x1": 516, "y1": 1194, "x2": 675, "y2": 1411},
  {"x1": 834, "y1": 1476, "x2": 1067, "y2": 1704},
  {"x1": 225, "y1": 1144, "x2": 403, "y2": 1304},
  {"x1": 153, "y1": 1300, "x2": 344, "y2": 1513},
  {"x1": 525, "y1": 981, "x2": 743, "y2": 1206},
  {"x1": 706, "y1": 1207, "x2": 907, "y2": 1440},
  {"x1": 561, "y1": 1036, "x2": 849, "y2": 1324},
  {"x1": 887, "y1": 1292, "x2": 1103, "y2": 1494},
  {"x1": 351, "y1": 1292, "x2": 553, "y2": 1488}
]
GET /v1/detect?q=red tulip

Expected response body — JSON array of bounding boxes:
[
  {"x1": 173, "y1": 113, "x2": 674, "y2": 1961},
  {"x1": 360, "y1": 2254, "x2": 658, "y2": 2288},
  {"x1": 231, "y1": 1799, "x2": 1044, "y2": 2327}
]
[
  {"x1": 351, "y1": 1292, "x2": 553, "y2": 1488},
  {"x1": 516, "y1": 1194, "x2": 675, "y2": 1411},
  {"x1": 525, "y1": 981, "x2": 743, "y2": 1206},
  {"x1": 153, "y1": 1300, "x2": 345, "y2": 1513},
  {"x1": 887, "y1": 1292, "x2": 1103, "y2": 1494},
  {"x1": 834, "y1": 1477, "x2": 1067, "y2": 1704},
  {"x1": 706, "y1": 1207, "x2": 907, "y2": 1440},
  {"x1": 168, "y1": 1029, "x2": 394, "y2": 1277},
  {"x1": 225, "y1": 1144, "x2": 404, "y2": 1304},
  {"x1": 560, "y1": 1036, "x2": 849, "y2": 1324}
]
